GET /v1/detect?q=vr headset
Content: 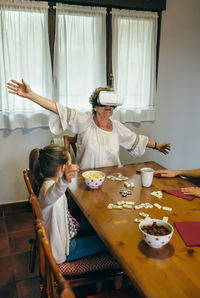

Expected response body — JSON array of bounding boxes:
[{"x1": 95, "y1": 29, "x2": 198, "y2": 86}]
[{"x1": 96, "y1": 91, "x2": 123, "y2": 107}]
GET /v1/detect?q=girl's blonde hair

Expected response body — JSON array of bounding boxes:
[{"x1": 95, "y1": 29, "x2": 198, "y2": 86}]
[{"x1": 29, "y1": 144, "x2": 68, "y2": 195}]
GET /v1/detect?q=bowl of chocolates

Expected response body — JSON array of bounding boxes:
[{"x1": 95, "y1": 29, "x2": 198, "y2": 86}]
[{"x1": 139, "y1": 219, "x2": 174, "y2": 248}]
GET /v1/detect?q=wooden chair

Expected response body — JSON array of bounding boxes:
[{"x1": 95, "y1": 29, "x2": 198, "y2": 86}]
[
  {"x1": 23, "y1": 170, "x2": 124, "y2": 295},
  {"x1": 36, "y1": 220, "x2": 75, "y2": 298},
  {"x1": 36, "y1": 220, "x2": 134, "y2": 298}
]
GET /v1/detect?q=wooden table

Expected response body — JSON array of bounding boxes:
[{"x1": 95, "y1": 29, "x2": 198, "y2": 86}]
[{"x1": 67, "y1": 162, "x2": 200, "y2": 298}]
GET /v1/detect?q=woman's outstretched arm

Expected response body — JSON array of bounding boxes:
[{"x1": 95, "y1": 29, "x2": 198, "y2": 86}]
[{"x1": 7, "y1": 79, "x2": 58, "y2": 114}]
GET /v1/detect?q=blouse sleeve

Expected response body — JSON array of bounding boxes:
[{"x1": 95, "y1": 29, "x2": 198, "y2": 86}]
[
  {"x1": 39, "y1": 177, "x2": 69, "y2": 208},
  {"x1": 49, "y1": 103, "x2": 90, "y2": 135},
  {"x1": 114, "y1": 120, "x2": 149, "y2": 157}
]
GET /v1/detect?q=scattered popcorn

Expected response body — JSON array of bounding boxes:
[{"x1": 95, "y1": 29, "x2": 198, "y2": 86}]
[
  {"x1": 163, "y1": 216, "x2": 169, "y2": 222},
  {"x1": 151, "y1": 191, "x2": 163, "y2": 199},
  {"x1": 153, "y1": 203, "x2": 162, "y2": 209},
  {"x1": 162, "y1": 206, "x2": 172, "y2": 211}
]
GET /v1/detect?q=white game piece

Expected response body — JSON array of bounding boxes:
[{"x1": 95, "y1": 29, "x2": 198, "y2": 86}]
[
  {"x1": 126, "y1": 201, "x2": 135, "y2": 205},
  {"x1": 153, "y1": 203, "x2": 162, "y2": 209},
  {"x1": 163, "y1": 216, "x2": 169, "y2": 222},
  {"x1": 134, "y1": 218, "x2": 144, "y2": 222},
  {"x1": 139, "y1": 212, "x2": 149, "y2": 217},
  {"x1": 123, "y1": 204, "x2": 132, "y2": 209},
  {"x1": 162, "y1": 206, "x2": 172, "y2": 211}
]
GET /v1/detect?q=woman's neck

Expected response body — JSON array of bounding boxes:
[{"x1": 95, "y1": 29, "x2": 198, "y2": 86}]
[{"x1": 94, "y1": 115, "x2": 112, "y2": 131}]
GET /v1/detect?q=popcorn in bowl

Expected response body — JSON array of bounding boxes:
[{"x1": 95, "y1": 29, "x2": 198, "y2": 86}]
[
  {"x1": 139, "y1": 219, "x2": 174, "y2": 248},
  {"x1": 82, "y1": 170, "x2": 106, "y2": 189}
]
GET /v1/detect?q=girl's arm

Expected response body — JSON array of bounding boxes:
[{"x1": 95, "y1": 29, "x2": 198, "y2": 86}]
[
  {"x1": 147, "y1": 140, "x2": 171, "y2": 155},
  {"x1": 41, "y1": 163, "x2": 79, "y2": 207},
  {"x1": 7, "y1": 79, "x2": 58, "y2": 114}
]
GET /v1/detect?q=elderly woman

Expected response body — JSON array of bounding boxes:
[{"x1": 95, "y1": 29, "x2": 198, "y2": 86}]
[
  {"x1": 155, "y1": 168, "x2": 200, "y2": 197},
  {"x1": 7, "y1": 79, "x2": 170, "y2": 169}
]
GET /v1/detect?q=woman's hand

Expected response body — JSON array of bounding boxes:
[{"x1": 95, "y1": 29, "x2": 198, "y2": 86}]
[
  {"x1": 7, "y1": 79, "x2": 32, "y2": 99},
  {"x1": 181, "y1": 187, "x2": 200, "y2": 197},
  {"x1": 156, "y1": 143, "x2": 171, "y2": 155},
  {"x1": 154, "y1": 169, "x2": 180, "y2": 177}
]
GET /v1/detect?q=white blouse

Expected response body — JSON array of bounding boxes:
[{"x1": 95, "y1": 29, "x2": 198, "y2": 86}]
[
  {"x1": 49, "y1": 104, "x2": 149, "y2": 169},
  {"x1": 38, "y1": 177, "x2": 70, "y2": 264}
]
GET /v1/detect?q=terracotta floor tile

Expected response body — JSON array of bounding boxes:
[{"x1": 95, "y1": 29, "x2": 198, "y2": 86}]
[
  {"x1": 0, "y1": 256, "x2": 14, "y2": 286},
  {"x1": 0, "y1": 218, "x2": 7, "y2": 234},
  {"x1": 9, "y1": 229, "x2": 35, "y2": 255},
  {"x1": 16, "y1": 277, "x2": 40, "y2": 298},
  {"x1": 11, "y1": 251, "x2": 39, "y2": 281},
  {"x1": 0, "y1": 282, "x2": 18, "y2": 298},
  {"x1": 5, "y1": 212, "x2": 34, "y2": 233},
  {"x1": 0, "y1": 234, "x2": 10, "y2": 257}
]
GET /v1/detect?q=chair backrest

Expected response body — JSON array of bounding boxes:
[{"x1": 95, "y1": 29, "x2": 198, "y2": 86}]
[
  {"x1": 36, "y1": 220, "x2": 75, "y2": 298},
  {"x1": 63, "y1": 135, "x2": 77, "y2": 157},
  {"x1": 23, "y1": 169, "x2": 34, "y2": 195},
  {"x1": 51, "y1": 135, "x2": 77, "y2": 163}
]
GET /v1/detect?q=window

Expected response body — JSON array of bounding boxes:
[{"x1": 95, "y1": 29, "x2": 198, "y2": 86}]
[
  {"x1": 0, "y1": 0, "x2": 52, "y2": 129},
  {"x1": 53, "y1": 4, "x2": 158, "y2": 122},
  {"x1": 0, "y1": 0, "x2": 165, "y2": 129},
  {"x1": 112, "y1": 9, "x2": 158, "y2": 122},
  {"x1": 53, "y1": 4, "x2": 107, "y2": 111}
]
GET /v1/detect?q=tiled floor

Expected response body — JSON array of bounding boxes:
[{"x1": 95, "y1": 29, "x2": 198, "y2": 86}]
[
  {"x1": 0, "y1": 202, "x2": 40, "y2": 298},
  {"x1": 0, "y1": 202, "x2": 137, "y2": 298}
]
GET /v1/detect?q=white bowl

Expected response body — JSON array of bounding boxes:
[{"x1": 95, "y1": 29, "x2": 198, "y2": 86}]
[
  {"x1": 139, "y1": 219, "x2": 174, "y2": 248},
  {"x1": 82, "y1": 170, "x2": 106, "y2": 189}
]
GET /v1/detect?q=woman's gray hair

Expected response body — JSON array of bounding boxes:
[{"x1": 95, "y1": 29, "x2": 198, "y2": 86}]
[{"x1": 89, "y1": 86, "x2": 112, "y2": 115}]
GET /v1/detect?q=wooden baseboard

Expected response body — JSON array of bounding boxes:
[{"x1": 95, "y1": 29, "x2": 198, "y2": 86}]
[{"x1": 0, "y1": 201, "x2": 31, "y2": 217}]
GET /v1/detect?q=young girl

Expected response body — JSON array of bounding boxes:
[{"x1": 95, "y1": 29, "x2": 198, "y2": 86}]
[{"x1": 29, "y1": 144, "x2": 106, "y2": 264}]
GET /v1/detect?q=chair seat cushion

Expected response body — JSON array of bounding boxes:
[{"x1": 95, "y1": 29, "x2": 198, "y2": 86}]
[{"x1": 58, "y1": 252, "x2": 120, "y2": 276}]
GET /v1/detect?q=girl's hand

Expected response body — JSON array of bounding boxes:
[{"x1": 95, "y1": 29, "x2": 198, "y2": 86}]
[
  {"x1": 154, "y1": 169, "x2": 179, "y2": 177},
  {"x1": 181, "y1": 187, "x2": 200, "y2": 197},
  {"x1": 156, "y1": 143, "x2": 171, "y2": 155},
  {"x1": 64, "y1": 163, "x2": 79, "y2": 182},
  {"x1": 7, "y1": 79, "x2": 32, "y2": 98}
]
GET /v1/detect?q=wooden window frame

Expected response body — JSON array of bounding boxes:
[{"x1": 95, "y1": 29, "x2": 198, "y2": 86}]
[{"x1": 44, "y1": 0, "x2": 166, "y2": 85}]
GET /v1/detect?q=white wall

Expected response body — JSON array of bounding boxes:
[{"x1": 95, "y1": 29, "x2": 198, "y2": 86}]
[
  {"x1": 0, "y1": 128, "x2": 51, "y2": 204},
  {"x1": 121, "y1": 0, "x2": 200, "y2": 170},
  {"x1": 0, "y1": 0, "x2": 200, "y2": 204}
]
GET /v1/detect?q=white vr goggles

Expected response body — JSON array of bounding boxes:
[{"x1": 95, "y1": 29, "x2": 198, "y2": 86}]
[{"x1": 96, "y1": 91, "x2": 123, "y2": 107}]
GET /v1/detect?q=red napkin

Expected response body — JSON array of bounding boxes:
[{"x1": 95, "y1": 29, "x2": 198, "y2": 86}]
[
  {"x1": 174, "y1": 222, "x2": 200, "y2": 246},
  {"x1": 136, "y1": 170, "x2": 162, "y2": 178},
  {"x1": 163, "y1": 189, "x2": 195, "y2": 201}
]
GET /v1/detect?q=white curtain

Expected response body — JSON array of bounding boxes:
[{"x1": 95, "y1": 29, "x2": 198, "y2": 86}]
[
  {"x1": 53, "y1": 4, "x2": 106, "y2": 111},
  {"x1": 112, "y1": 9, "x2": 158, "y2": 123},
  {"x1": 0, "y1": 0, "x2": 52, "y2": 129}
]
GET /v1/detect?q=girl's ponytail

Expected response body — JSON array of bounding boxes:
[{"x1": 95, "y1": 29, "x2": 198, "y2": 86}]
[{"x1": 29, "y1": 148, "x2": 44, "y2": 195}]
